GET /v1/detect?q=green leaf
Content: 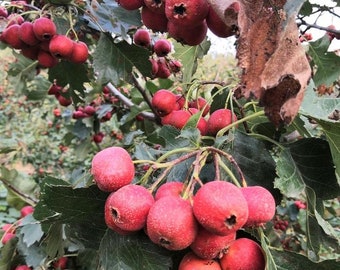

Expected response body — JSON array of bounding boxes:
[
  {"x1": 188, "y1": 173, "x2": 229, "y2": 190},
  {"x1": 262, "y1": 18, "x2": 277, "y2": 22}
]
[
  {"x1": 48, "y1": 61, "x2": 89, "y2": 104},
  {"x1": 98, "y1": 230, "x2": 172, "y2": 270},
  {"x1": 315, "y1": 119, "x2": 340, "y2": 179},
  {"x1": 308, "y1": 36, "x2": 340, "y2": 87},
  {"x1": 93, "y1": 34, "x2": 152, "y2": 85},
  {"x1": 229, "y1": 132, "x2": 279, "y2": 199},
  {"x1": 25, "y1": 75, "x2": 51, "y2": 100},
  {"x1": 19, "y1": 215, "x2": 44, "y2": 247},
  {"x1": 0, "y1": 237, "x2": 18, "y2": 270},
  {"x1": 17, "y1": 235, "x2": 47, "y2": 268},
  {"x1": 275, "y1": 138, "x2": 339, "y2": 200},
  {"x1": 290, "y1": 138, "x2": 338, "y2": 199},
  {"x1": 173, "y1": 39, "x2": 210, "y2": 85},
  {"x1": 300, "y1": 81, "x2": 340, "y2": 122},
  {"x1": 269, "y1": 248, "x2": 339, "y2": 269},
  {"x1": 84, "y1": 0, "x2": 142, "y2": 36}
]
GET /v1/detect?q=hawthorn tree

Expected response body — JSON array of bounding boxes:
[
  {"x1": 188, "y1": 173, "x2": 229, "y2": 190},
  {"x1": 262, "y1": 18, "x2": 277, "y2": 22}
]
[{"x1": 0, "y1": 0, "x2": 340, "y2": 269}]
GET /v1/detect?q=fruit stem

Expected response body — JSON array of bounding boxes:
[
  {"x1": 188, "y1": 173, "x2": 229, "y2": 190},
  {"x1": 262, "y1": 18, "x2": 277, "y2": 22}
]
[
  {"x1": 216, "y1": 110, "x2": 265, "y2": 137},
  {"x1": 213, "y1": 152, "x2": 221, "y2": 181},
  {"x1": 217, "y1": 158, "x2": 242, "y2": 188},
  {"x1": 205, "y1": 146, "x2": 246, "y2": 187},
  {"x1": 139, "y1": 148, "x2": 199, "y2": 187},
  {"x1": 248, "y1": 133, "x2": 285, "y2": 150}
]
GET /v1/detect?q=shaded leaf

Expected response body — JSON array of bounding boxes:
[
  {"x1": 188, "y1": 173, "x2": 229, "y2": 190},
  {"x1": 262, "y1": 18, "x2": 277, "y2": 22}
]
[
  {"x1": 269, "y1": 248, "x2": 339, "y2": 270},
  {"x1": 84, "y1": 0, "x2": 141, "y2": 36},
  {"x1": 229, "y1": 131, "x2": 280, "y2": 200},
  {"x1": 98, "y1": 230, "x2": 172, "y2": 270},
  {"x1": 0, "y1": 237, "x2": 18, "y2": 270},
  {"x1": 93, "y1": 33, "x2": 152, "y2": 85}
]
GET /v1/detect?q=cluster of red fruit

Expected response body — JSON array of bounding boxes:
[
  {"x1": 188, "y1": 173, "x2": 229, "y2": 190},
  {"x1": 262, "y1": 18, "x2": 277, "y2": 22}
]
[
  {"x1": 91, "y1": 146, "x2": 276, "y2": 269},
  {"x1": 151, "y1": 89, "x2": 237, "y2": 136},
  {"x1": 0, "y1": 12, "x2": 89, "y2": 68},
  {"x1": 133, "y1": 29, "x2": 182, "y2": 79},
  {"x1": 117, "y1": 0, "x2": 239, "y2": 46}
]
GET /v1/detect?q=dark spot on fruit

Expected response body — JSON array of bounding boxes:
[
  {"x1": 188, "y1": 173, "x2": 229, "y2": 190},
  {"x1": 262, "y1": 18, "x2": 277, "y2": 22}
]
[
  {"x1": 225, "y1": 215, "x2": 237, "y2": 228},
  {"x1": 42, "y1": 34, "x2": 52, "y2": 40},
  {"x1": 160, "y1": 237, "x2": 171, "y2": 246},
  {"x1": 111, "y1": 208, "x2": 119, "y2": 219},
  {"x1": 174, "y1": 4, "x2": 186, "y2": 15}
]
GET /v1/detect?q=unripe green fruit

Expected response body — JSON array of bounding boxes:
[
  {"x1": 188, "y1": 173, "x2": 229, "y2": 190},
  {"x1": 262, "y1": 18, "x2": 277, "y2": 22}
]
[{"x1": 91, "y1": 146, "x2": 135, "y2": 192}]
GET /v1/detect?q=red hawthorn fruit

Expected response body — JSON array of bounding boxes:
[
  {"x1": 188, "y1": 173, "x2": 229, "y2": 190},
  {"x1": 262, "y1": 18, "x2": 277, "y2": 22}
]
[
  {"x1": 0, "y1": 7, "x2": 8, "y2": 18},
  {"x1": 83, "y1": 105, "x2": 96, "y2": 115},
  {"x1": 93, "y1": 132, "x2": 105, "y2": 143},
  {"x1": 53, "y1": 108, "x2": 61, "y2": 117},
  {"x1": 144, "y1": 0, "x2": 165, "y2": 14},
  {"x1": 57, "y1": 94, "x2": 72, "y2": 107},
  {"x1": 37, "y1": 50, "x2": 59, "y2": 68},
  {"x1": 167, "y1": 20, "x2": 208, "y2": 46},
  {"x1": 154, "y1": 181, "x2": 184, "y2": 200},
  {"x1": 49, "y1": 35, "x2": 74, "y2": 58},
  {"x1": 21, "y1": 46, "x2": 39, "y2": 60},
  {"x1": 2, "y1": 223, "x2": 15, "y2": 234},
  {"x1": 193, "y1": 181, "x2": 249, "y2": 236},
  {"x1": 165, "y1": 0, "x2": 210, "y2": 27},
  {"x1": 68, "y1": 41, "x2": 89, "y2": 64},
  {"x1": 161, "y1": 109, "x2": 191, "y2": 129},
  {"x1": 150, "y1": 58, "x2": 159, "y2": 76},
  {"x1": 1, "y1": 24, "x2": 27, "y2": 49},
  {"x1": 6, "y1": 13, "x2": 24, "y2": 26},
  {"x1": 141, "y1": 6, "x2": 168, "y2": 32},
  {"x1": 190, "y1": 226, "x2": 236, "y2": 260},
  {"x1": 48, "y1": 84, "x2": 62, "y2": 95},
  {"x1": 154, "y1": 57, "x2": 171, "y2": 78},
  {"x1": 189, "y1": 97, "x2": 210, "y2": 116},
  {"x1": 206, "y1": 109, "x2": 237, "y2": 136},
  {"x1": 1, "y1": 231, "x2": 16, "y2": 244},
  {"x1": 14, "y1": 265, "x2": 31, "y2": 270},
  {"x1": 168, "y1": 59, "x2": 182, "y2": 73},
  {"x1": 219, "y1": 238, "x2": 266, "y2": 270},
  {"x1": 39, "y1": 40, "x2": 50, "y2": 52},
  {"x1": 20, "y1": 205, "x2": 34, "y2": 218},
  {"x1": 146, "y1": 196, "x2": 198, "y2": 250},
  {"x1": 105, "y1": 184, "x2": 154, "y2": 231},
  {"x1": 133, "y1": 29, "x2": 152, "y2": 48},
  {"x1": 153, "y1": 38, "x2": 172, "y2": 56},
  {"x1": 151, "y1": 89, "x2": 177, "y2": 116},
  {"x1": 72, "y1": 110, "x2": 88, "y2": 119},
  {"x1": 32, "y1": 17, "x2": 57, "y2": 41},
  {"x1": 91, "y1": 146, "x2": 135, "y2": 192},
  {"x1": 240, "y1": 186, "x2": 276, "y2": 227},
  {"x1": 116, "y1": 0, "x2": 144, "y2": 10},
  {"x1": 174, "y1": 94, "x2": 186, "y2": 110},
  {"x1": 178, "y1": 252, "x2": 222, "y2": 270},
  {"x1": 19, "y1": 22, "x2": 40, "y2": 46},
  {"x1": 53, "y1": 257, "x2": 68, "y2": 269}
]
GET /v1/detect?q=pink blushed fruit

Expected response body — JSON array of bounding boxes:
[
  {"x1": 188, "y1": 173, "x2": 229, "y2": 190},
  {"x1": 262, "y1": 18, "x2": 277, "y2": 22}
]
[
  {"x1": 152, "y1": 89, "x2": 177, "y2": 116},
  {"x1": 179, "y1": 252, "x2": 222, "y2": 270},
  {"x1": 206, "y1": 109, "x2": 237, "y2": 136},
  {"x1": 193, "y1": 181, "x2": 248, "y2": 236},
  {"x1": 146, "y1": 196, "x2": 198, "y2": 250},
  {"x1": 219, "y1": 238, "x2": 266, "y2": 270},
  {"x1": 20, "y1": 205, "x2": 34, "y2": 218},
  {"x1": 91, "y1": 146, "x2": 135, "y2": 192},
  {"x1": 241, "y1": 186, "x2": 276, "y2": 227},
  {"x1": 154, "y1": 181, "x2": 184, "y2": 200},
  {"x1": 190, "y1": 226, "x2": 236, "y2": 259},
  {"x1": 104, "y1": 184, "x2": 154, "y2": 231}
]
